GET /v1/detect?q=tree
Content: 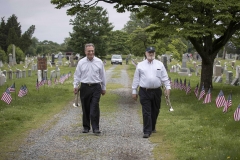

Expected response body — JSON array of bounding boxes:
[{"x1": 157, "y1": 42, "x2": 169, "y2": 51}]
[
  {"x1": 107, "y1": 30, "x2": 129, "y2": 55},
  {"x1": 51, "y1": 0, "x2": 240, "y2": 89},
  {"x1": 0, "y1": 17, "x2": 8, "y2": 52},
  {"x1": 68, "y1": 6, "x2": 113, "y2": 58},
  {"x1": 0, "y1": 47, "x2": 7, "y2": 63},
  {"x1": 6, "y1": 14, "x2": 22, "y2": 48},
  {"x1": 19, "y1": 25, "x2": 35, "y2": 53}
]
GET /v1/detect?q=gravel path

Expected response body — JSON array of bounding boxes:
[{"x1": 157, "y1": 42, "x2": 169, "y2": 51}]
[{"x1": 9, "y1": 65, "x2": 155, "y2": 160}]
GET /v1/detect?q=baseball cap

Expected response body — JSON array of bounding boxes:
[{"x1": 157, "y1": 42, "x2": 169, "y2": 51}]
[{"x1": 146, "y1": 47, "x2": 155, "y2": 52}]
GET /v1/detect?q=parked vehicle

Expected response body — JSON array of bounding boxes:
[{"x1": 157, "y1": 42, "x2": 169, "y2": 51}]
[{"x1": 111, "y1": 55, "x2": 122, "y2": 65}]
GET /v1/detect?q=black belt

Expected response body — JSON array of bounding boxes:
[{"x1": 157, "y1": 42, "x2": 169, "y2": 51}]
[
  {"x1": 140, "y1": 87, "x2": 160, "y2": 91},
  {"x1": 81, "y1": 83, "x2": 100, "y2": 86}
]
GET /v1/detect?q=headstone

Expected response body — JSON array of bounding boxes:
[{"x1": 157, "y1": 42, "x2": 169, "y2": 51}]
[
  {"x1": 38, "y1": 70, "x2": 42, "y2": 81},
  {"x1": 212, "y1": 76, "x2": 218, "y2": 82},
  {"x1": 25, "y1": 56, "x2": 28, "y2": 68},
  {"x1": 236, "y1": 66, "x2": 240, "y2": 78},
  {"x1": 181, "y1": 54, "x2": 188, "y2": 68},
  {"x1": 22, "y1": 70, "x2": 26, "y2": 78},
  {"x1": 19, "y1": 70, "x2": 22, "y2": 78},
  {"x1": 3, "y1": 70, "x2": 7, "y2": 77},
  {"x1": 43, "y1": 70, "x2": 48, "y2": 80},
  {"x1": 231, "y1": 61, "x2": 235, "y2": 67},
  {"x1": 215, "y1": 76, "x2": 222, "y2": 83},
  {"x1": 28, "y1": 69, "x2": 32, "y2": 77},
  {"x1": 231, "y1": 78, "x2": 239, "y2": 86},
  {"x1": 51, "y1": 54, "x2": 55, "y2": 65},
  {"x1": 195, "y1": 65, "x2": 202, "y2": 76},
  {"x1": 226, "y1": 71, "x2": 233, "y2": 84},
  {"x1": 0, "y1": 74, "x2": 6, "y2": 86},
  {"x1": 56, "y1": 65, "x2": 60, "y2": 77},
  {"x1": 214, "y1": 65, "x2": 222, "y2": 76},
  {"x1": 9, "y1": 53, "x2": 13, "y2": 66},
  {"x1": 50, "y1": 70, "x2": 56, "y2": 79},
  {"x1": 8, "y1": 70, "x2": 13, "y2": 80},
  {"x1": 12, "y1": 44, "x2": 17, "y2": 65},
  {"x1": 193, "y1": 61, "x2": 196, "y2": 68},
  {"x1": 58, "y1": 55, "x2": 63, "y2": 66},
  {"x1": 70, "y1": 55, "x2": 74, "y2": 67},
  {"x1": 16, "y1": 69, "x2": 20, "y2": 79}
]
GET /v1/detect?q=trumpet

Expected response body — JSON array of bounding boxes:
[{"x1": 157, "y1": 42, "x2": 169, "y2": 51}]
[
  {"x1": 163, "y1": 86, "x2": 174, "y2": 112},
  {"x1": 73, "y1": 86, "x2": 81, "y2": 107}
]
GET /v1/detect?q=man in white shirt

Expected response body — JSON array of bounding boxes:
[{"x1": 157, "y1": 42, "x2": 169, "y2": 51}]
[
  {"x1": 73, "y1": 43, "x2": 106, "y2": 135},
  {"x1": 132, "y1": 46, "x2": 171, "y2": 138}
]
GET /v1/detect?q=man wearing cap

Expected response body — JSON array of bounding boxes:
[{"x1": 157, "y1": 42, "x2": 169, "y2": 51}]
[{"x1": 132, "y1": 46, "x2": 171, "y2": 138}]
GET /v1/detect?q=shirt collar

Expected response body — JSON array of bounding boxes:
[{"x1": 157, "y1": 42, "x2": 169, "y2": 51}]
[{"x1": 87, "y1": 56, "x2": 95, "y2": 61}]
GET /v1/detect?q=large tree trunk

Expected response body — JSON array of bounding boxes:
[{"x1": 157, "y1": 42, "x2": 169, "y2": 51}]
[{"x1": 200, "y1": 57, "x2": 214, "y2": 90}]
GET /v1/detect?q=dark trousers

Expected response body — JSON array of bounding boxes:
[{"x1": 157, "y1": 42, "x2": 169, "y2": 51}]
[
  {"x1": 139, "y1": 87, "x2": 162, "y2": 134},
  {"x1": 80, "y1": 83, "x2": 101, "y2": 131}
]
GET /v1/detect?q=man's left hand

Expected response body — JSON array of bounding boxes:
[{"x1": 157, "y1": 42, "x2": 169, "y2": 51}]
[{"x1": 101, "y1": 90, "x2": 106, "y2": 95}]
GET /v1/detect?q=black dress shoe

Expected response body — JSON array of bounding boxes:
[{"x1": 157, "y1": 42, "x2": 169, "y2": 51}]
[
  {"x1": 93, "y1": 130, "x2": 101, "y2": 135},
  {"x1": 82, "y1": 129, "x2": 89, "y2": 133},
  {"x1": 143, "y1": 134, "x2": 150, "y2": 138}
]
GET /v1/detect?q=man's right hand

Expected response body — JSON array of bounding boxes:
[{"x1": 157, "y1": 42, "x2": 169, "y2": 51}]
[
  {"x1": 74, "y1": 88, "x2": 78, "y2": 94},
  {"x1": 132, "y1": 94, "x2": 138, "y2": 101}
]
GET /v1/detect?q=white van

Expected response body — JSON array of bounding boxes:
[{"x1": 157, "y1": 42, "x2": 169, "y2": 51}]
[{"x1": 111, "y1": 55, "x2": 122, "y2": 65}]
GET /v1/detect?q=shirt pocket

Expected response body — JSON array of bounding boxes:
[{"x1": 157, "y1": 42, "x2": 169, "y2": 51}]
[{"x1": 156, "y1": 69, "x2": 161, "y2": 78}]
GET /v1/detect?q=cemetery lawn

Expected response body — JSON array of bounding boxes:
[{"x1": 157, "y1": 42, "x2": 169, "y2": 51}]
[
  {"x1": 0, "y1": 62, "x2": 76, "y2": 158},
  {"x1": 127, "y1": 58, "x2": 240, "y2": 160},
  {"x1": 0, "y1": 57, "x2": 240, "y2": 160}
]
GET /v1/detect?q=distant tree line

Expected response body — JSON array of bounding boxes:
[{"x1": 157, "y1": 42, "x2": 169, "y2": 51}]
[{"x1": 0, "y1": 14, "x2": 35, "y2": 63}]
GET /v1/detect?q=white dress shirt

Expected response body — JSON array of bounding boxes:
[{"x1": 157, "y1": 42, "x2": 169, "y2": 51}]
[
  {"x1": 73, "y1": 56, "x2": 106, "y2": 90},
  {"x1": 132, "y1": 59, "x2": 171, "y2": 94}
]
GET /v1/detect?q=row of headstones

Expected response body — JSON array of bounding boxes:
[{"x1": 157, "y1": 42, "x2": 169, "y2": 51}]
[
  {"x1": 213, "y1": 65, "x2": 240, "y2": 85},
  {"x1": 37, "y1": 67, "x2": 61, "y2": 82},
  {"x1": 225, "y1": 54, "x2": 240, "y2": 60},
  {"x1": 0, "y1": 65, "x2": 61, "y2": 86},
  {"x1": 0, "y1": 69, "x2": 34, "y2": 86}
]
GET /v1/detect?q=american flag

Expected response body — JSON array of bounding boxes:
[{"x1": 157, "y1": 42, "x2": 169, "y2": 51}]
[
  {"x1": 194, "y1": 83, "x2": 199, "y2": 98},
  {"x1": 174, "y1": 79, "x2": 178, "y2": 89},
  {"x1": 203, "y1": 88, "x2": 211, "y2": 104},
  {"x1": 48, "y1": 78, "x2": 52, "y2": 86},
  {"x1": 183, "y1": 78, "x2": 187, "y2": 91},
  {"x1": 18, "y1": 85, "x2": 27, "y2": 97},
  {"x1": 186, "y1": 81, "x2": 191, "y2": 94},
  {"x1": 39, "y1": 79, "x2": 45, "y2": 87},
  {"x1": 43, "y1": 77, "x2": 47, "y2": 84},
  {"x1": 36, "y1": 79, "x2": 39, "y2": 90},
  {"x1": 179, "y1": 79, "x2": 183, "y2": 90},
  {"x1": 55, "y1": 77, "x2": 58, "y2": 84},
  {"x1": 198, "y1": 85, "x2": 205, "y2": 100},
  {"x1": 223, "y1": 94, "x2": 232, "y2": 113},
  {"x1": 234, "y1": 104, "x2": 240, "y2": 121},
  {"x1": 215, "y1": 90, "x2": 226, "y2": 108},
  {"x1": 8, "y1": 83, "x2": 16, "y2": 92},
  {"x1": 1, "y1": 88, "x2": 12, "y2": 104}
]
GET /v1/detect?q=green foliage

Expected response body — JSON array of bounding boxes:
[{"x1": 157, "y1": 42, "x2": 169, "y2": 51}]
[
  {"x1": 0, "y1": 14, "x2": 35, "y2": 55},
  {"x1": 68, "y1": 6, "x2": 113, "y2": 58},
  {"x1": 19, "y1": 25, "x2": 35, "y2": 53},
  {"x1": 0, "y1": 47, "x2": 6, "y2": 62},
  {"x1": 107, "y1": 30, "x2": 129, "y2": 55}
]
